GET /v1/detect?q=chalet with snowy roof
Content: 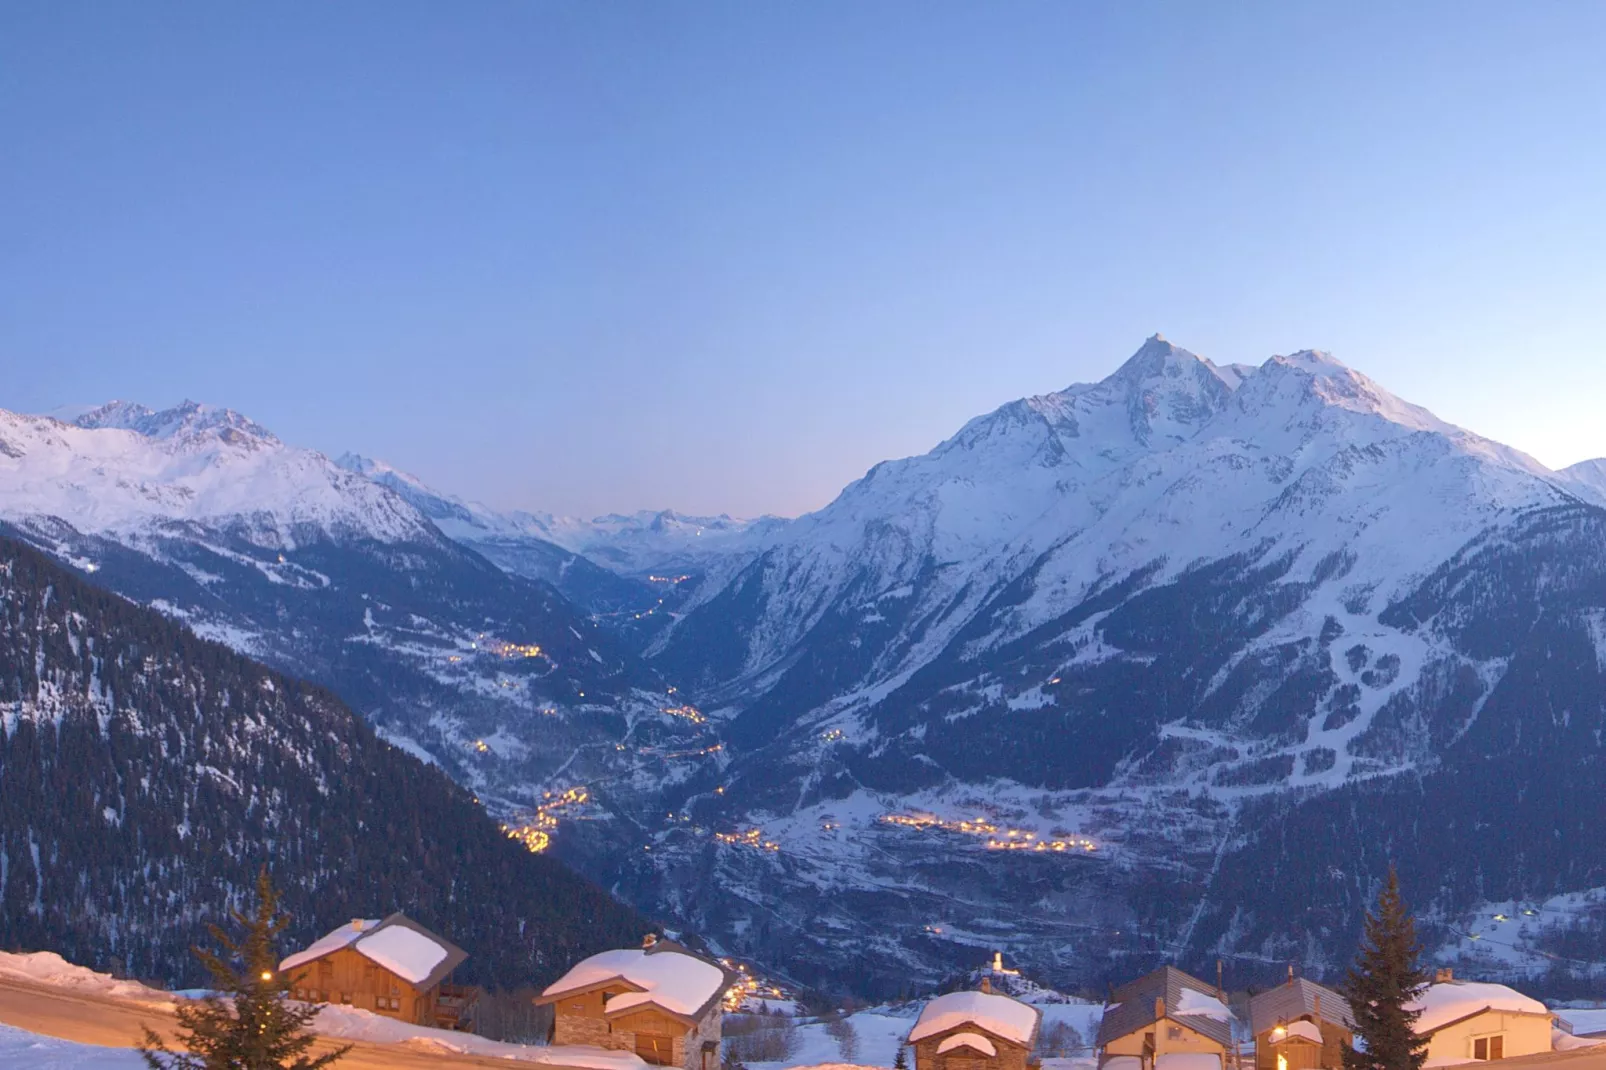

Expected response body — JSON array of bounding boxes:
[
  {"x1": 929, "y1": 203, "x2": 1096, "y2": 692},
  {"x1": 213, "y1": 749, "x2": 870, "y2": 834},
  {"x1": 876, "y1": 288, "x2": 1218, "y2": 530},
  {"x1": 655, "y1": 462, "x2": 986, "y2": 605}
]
[
  {"x1": 1096, "y1": 966, "x2": 1235, "y2": 1070},
  {"x1": 280, "y1": 913, "x2": 477, "y2": 1030},
  {"x1": 907, "y1": 979, "x2": 1043, "y2": 1070},
  {"x1": 535, "y1": 935, "x2": 735, "y2": 1070},
  {"x1": 1248, "y1": 977, "x2": 1354, "y2": 1070},
  {"x1": 1408, "y1": 971, "x2": 1554, "y2": 1063}
]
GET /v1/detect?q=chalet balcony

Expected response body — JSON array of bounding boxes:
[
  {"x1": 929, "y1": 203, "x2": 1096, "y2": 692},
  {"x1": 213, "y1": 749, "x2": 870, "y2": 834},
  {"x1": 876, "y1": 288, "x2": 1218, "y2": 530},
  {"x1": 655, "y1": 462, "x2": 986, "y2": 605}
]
[{"x1": 434, "y1": 983, "x2": 482, "y2": 1032}]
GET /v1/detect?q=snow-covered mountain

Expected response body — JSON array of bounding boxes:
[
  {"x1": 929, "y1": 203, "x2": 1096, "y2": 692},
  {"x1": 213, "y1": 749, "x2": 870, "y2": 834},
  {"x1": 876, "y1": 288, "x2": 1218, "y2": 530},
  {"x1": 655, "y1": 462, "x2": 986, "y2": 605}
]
[
  {"x1": 558, "y1": 337, "x2": 1606, "y2": 997},
  {"x1": 14, "y1": 346, "x2": 1606, "y2": 1002},
  {"x1": 0, "y1": 401, "x2": 429, "y2": 545},
  {"x1": 332, "y1": 452, "x2": 780, "y2": 640},
  {"x1": 335, "y1": 452, "x2": 777, "y2": 576},
  {"x1": 0, "y1": 401, "x2": 715, "y2": 820}
]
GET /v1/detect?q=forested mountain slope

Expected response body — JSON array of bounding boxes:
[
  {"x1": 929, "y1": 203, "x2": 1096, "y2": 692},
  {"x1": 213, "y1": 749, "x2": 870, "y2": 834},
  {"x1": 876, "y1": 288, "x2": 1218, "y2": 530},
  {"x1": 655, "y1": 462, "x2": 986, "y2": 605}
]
[{"x1": 0, "y1": 534, "x2": 644, "y2": 989}]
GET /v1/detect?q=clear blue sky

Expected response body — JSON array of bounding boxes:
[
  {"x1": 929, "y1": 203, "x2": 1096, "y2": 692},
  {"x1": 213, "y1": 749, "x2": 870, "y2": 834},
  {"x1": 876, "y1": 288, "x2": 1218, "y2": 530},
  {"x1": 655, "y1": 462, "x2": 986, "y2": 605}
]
[{"x1": 5, "y1": 2, "x2": 1606, "y2": 518}]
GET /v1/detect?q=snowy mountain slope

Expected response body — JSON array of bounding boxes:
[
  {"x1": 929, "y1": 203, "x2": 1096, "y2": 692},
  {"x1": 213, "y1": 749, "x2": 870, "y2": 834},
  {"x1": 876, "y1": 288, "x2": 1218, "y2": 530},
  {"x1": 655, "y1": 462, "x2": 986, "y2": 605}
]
[
  {"x1": 334, "y1": 452, "x2": 661, "y2": 617},
  {"x1": 0, "y1": 402, "x2": 430, "y2": 545},
  {"x1": 597, "y1": 337, "x2": 1606, "y2": 996},
  {"x1": 0, "y1": 533, "x2": 646, "y2": 990},
  {"x1": 0, "y1": 402, "x2": 714, "y2": 822}
]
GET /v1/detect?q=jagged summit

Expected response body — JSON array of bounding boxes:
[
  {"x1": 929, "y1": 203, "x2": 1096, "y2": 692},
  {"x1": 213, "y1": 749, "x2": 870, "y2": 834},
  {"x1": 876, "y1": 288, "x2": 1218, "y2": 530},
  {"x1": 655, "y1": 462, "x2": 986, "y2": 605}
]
[{"x1": 74, "y1": 399, "x2": 278, "y2": 444}]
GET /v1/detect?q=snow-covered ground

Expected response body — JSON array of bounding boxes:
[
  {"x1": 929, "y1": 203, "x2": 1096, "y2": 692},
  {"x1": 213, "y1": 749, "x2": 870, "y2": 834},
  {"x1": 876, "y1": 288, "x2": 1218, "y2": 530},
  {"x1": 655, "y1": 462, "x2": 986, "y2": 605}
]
[
  {"x1": 0, "y1": 950, "x2": 645, "y2": 1069},
  {"x1": 738, "y1": 990, "x2": 1102, "y2": 1070},
  {"x1": 0, "y1": 1024, "x2": 145, "y2": 1070},
  {"x1": 0, "y1": 953, "x2": 173, "y2": 1011}
]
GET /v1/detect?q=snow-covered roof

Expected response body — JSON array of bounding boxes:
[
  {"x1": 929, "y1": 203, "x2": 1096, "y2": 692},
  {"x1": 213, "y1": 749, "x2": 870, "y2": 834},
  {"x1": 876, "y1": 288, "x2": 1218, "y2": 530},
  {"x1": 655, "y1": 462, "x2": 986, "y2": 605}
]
[
  {"x1": 281, "y1": 919, "x2": 381, "y2": 972},
  {"x1": 939, "y1": 1033, "x2": 998, "y2": 1057},
  {"x1": 1273, "y1": 1021, "x2": 1324, "y2": 1044},
  {"x1": 909, "y1": 990, "x2": 1041, "y2": 1048},
  {"x1": 1408, "y1": 982, "x2": 1549, "y2": 1036},
  {"x1": 280, "y1": 913, "x2": 466, "y2": 991},
  {"x1": 1175, "y1": 988, "x2": 1232, "y2": 1021},
  {"x1": 1248, "y1": 978, "x2": 1353, "y2": 1034},
  {"x1": 540, "y1": 944, "x2": 730, "y2": 1022},
  {"x1": 353, "y1": 924, "x2": 449, "y2": 986},
  {"x1": 1155, "y1": 1054, "x2": 1222, "y2": 1070},
  {"x1": 1097, "y1": 967, "x2": 1236, "y2": 1050}
]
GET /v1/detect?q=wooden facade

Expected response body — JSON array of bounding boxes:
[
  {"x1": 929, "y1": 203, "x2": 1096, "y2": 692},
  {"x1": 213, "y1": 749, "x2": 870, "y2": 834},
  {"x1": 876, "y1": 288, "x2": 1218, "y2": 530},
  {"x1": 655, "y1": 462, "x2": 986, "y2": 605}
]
[
  {"x1": 908, "y1": 983, "x2": 1043, "y2": 1070},
  {"x1": 536, "y1": 941, "x2": 732, "y2": 1070},
  {"x1": 1096, "y1": 967, "x2": 1233, "y2": 1070},
  {"x1": 912, "y1": 1024, "x2": 1035, "y2": 1070},
  {"x1": 280, "y1": 914, "x2": 475, "y2": 1032},
  {"x1": 1249, "y1": 979, "x2": 1354, "y2": 1070}
]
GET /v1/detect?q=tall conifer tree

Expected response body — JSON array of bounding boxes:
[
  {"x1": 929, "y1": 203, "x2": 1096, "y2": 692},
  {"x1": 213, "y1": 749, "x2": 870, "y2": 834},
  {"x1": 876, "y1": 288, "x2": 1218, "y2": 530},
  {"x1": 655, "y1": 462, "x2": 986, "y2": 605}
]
[
  {"x1": 1342, "y1": 867, "x2": 1429, "y2": 1070},
  {"x1": 140, "y1": 868, "x2": 350, "y2": 1070}
]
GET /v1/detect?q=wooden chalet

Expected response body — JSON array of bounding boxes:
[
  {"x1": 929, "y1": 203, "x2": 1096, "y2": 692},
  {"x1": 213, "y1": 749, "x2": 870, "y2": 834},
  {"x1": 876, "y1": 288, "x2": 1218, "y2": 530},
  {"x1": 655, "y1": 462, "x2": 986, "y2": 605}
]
[
  {"x1": 535, "y1": 936, "x2": 735, "y2": 1070},
  {"x1": 280, "y1": 913, "x2": 478, "y2": 1031},
  {"x1": 1409, "y1": 972, "x2": 1555, "y2": 1063},
  {"x1": 1095, "y1": 966, "x2": 1235, "y2": 1070},
  {"x1": 906, "y1": 979, "x2": 1043, "y2": 1070},
  {"x1": 1248, "y1": 977, "x2": 1354, "y2": 1070}
]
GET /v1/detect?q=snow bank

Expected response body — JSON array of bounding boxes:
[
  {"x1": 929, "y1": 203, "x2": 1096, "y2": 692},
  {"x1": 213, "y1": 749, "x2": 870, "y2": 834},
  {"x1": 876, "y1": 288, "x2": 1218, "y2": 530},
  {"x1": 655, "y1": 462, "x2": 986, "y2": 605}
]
[
  {"x1": 308, "y1": 1005, "x2": 648, "y2": 1067},
  {"x1": 1553, "y1": 1028, "x2": 1606, "y2": 1053},
  {"x1": 1408, "y1": 982, "x2": 1548, "y2": 1035},
  {"x1": 1155, "y1": 1054, "x2": 1222, "y2": 1070},
  {"x1": 0, "y1": 1022, "x2": 147, "y2": 1069},
  {"x1": 909, "y1": 990, "x2": 1039, "y2": 1046},
  {"x1": 545, "y1": 948, "x2": 725, "y2": 1018},
  {"x1": 0, "y1": 952, "x2": 173, "y2": 1010}
]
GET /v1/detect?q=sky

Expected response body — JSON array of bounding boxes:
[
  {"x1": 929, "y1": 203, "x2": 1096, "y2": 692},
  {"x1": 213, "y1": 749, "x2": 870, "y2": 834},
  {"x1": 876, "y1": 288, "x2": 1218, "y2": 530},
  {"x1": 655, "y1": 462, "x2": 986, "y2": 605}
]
[{"x1": 4, "y1": 2, "x2": 1606, "y2": 519}]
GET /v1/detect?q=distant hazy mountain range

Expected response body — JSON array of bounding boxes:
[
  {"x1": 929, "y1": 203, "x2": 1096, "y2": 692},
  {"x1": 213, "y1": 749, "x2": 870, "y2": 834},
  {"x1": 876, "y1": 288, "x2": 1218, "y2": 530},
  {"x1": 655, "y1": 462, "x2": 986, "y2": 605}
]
[{"x1": 7, "y1": 337, "x2": 1606, "y2": 998}]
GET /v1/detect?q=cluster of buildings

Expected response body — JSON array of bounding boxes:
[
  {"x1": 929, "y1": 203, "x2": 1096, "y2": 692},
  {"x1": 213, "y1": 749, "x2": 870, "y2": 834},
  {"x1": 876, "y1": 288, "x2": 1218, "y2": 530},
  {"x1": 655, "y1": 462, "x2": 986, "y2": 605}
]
[
  {"x1": 1090, "y1": 964, "x2": 1568, "y2": 1070},
  {"x1": 274, "y1": 917, "x2": 1590, "y2": 1070}
]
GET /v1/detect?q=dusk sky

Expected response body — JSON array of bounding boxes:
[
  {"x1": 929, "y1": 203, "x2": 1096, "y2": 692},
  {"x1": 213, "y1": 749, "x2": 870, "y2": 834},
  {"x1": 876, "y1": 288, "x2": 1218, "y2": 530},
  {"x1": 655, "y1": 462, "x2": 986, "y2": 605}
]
[{"x1": 5, "y1": 2, "x2": 1606, "y2": 519}]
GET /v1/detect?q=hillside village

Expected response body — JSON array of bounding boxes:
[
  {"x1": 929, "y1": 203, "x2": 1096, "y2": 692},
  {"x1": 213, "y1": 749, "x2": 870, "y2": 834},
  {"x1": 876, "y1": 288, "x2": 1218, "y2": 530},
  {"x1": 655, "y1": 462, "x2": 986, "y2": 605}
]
[{"x1": 5, "y1": 919, "x2": 1606, "y2": 1070}]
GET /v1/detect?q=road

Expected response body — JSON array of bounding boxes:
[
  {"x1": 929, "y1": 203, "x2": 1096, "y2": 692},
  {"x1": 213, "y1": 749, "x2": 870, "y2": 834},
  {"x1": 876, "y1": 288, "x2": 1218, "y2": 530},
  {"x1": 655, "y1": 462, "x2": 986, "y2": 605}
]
[{"x1": 0, "y1": 975, "x2": 593, "y2": 1069}]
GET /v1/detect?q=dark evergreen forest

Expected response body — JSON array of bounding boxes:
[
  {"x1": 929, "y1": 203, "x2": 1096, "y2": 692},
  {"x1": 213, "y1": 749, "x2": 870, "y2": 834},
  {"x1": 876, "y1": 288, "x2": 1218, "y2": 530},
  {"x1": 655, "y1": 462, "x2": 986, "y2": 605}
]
[{"x1": 0, "y1": 534, "x2": 644, "y2": 989}]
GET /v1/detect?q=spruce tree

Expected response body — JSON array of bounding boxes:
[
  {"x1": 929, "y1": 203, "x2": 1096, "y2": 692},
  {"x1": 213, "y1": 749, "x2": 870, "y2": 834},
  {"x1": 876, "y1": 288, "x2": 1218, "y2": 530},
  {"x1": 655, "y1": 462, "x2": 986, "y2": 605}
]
[
  {"x1": 895, "y1": 1045, "x2": 910, "y2": 1070},
  {"x1": 139, "y1": 868, "x2": 351, "y2": 1070},
  {"x1": 1342, "y1": 867, "x2": 1429, "y2": 1070}
]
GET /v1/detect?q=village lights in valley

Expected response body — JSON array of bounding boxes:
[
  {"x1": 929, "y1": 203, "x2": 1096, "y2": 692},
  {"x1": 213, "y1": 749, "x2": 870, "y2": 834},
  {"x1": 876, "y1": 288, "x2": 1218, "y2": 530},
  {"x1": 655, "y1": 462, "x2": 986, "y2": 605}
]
[
  {"x1": 880, "y1": 812, "x2": 1097, "y2": 854},
  {"x1": 714, "y1": 828, "x2": 781, "y2": 852},
  {"x1": 501, "y1": 786, "x2": 590, "y2": 854}
]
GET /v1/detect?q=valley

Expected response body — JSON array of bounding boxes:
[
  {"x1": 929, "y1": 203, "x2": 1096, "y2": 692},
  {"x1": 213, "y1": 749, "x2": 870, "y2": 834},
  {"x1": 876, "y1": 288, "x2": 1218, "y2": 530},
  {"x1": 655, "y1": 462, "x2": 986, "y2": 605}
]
[{"x1": 6, "y1": 339, "x2": 1606, "y2": 1001}]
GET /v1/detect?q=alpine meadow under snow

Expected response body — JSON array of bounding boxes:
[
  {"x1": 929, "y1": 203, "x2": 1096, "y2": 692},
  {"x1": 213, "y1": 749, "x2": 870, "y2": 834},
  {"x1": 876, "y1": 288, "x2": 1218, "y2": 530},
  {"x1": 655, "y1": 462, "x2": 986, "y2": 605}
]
[{"x1": 7, "y1": 338, "x2": 1606, "y2": 999}]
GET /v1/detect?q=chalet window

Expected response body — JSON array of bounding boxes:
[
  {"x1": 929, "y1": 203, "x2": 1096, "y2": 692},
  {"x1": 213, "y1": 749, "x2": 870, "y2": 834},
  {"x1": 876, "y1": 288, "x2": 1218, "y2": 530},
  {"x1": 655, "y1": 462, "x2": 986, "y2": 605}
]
[
  {"x1": 637, "y1": 1033, "x2": 675, "y2": 1066},
  {"x1": 340, "y1": 993, "x2": 352, "y2": 1005},
  {"x1": 1473, "y1": 1036, "x2": 1504, "y2": 1061},
  {"x1": 1168, "y1": 1027, "x2": 1183, "y2": 1041}
]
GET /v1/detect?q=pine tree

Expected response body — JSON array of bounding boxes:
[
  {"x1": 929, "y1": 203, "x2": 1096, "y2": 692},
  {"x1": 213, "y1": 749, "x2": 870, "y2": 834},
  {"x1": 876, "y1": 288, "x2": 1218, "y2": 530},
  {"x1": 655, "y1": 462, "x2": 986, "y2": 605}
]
[
  {"x1": 1342, "y1": 867, "x2": 1429, "y2": 1070},
  {"x1": 895, "y1": 1045, "x2": 910, "y2": 1070},
  {"x1": 139, "y1": 868, "x2": 351, "y2": 1070}
]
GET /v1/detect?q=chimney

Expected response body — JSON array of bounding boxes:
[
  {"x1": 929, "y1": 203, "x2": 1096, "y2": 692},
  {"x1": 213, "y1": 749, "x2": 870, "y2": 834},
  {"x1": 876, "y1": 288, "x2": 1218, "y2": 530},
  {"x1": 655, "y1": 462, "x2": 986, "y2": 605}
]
[
  {"x1": 351, "y1": 919, "x2": 364, "y2": 931},
  {"x1": 643, "y1": 932, "x2": 659, "y2": 949},
  {"x1": 980, "y1": 977, "x2": 992, "y2": 994},
  {"x1": 1287, "y1": 963, "x2": 1295, "y2": 985},
  {"x1": 1435, "y1": 968, "x2": 1453, "y2": 984},
  {"x1": 1155, "y1": 997, "x2": 1165, "y2": 1020},
  {"x1": 1314, "y1": 994, "x2": 1322, "y2": 1018}
]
